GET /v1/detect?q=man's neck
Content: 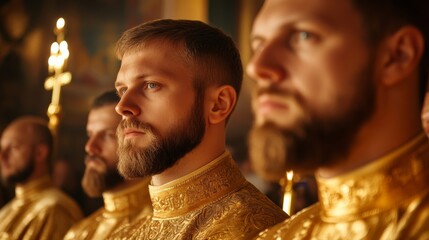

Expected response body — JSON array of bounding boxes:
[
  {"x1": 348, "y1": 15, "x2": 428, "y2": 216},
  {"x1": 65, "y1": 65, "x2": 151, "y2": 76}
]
[{"x1": 151, "y1": 145, "x2": 225, "y2": 186}]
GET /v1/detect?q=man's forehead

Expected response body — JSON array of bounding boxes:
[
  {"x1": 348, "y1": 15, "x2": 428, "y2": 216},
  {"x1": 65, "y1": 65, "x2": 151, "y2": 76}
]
[
  {"x1": 251, "y1": 0, "x2": 364, "y2": 47},
  {"x1": 116, "y1": 44, "x2": 192, "y2": 85},
  {"x1": 87, "y1": 108, "x2": 120, "y2": 128},
  {"x1": 254, "y1": 0, "x2": 359, "y2": 28},
  {"x1": 1, "y1": 134, "x2": 27, "y2": 146}
]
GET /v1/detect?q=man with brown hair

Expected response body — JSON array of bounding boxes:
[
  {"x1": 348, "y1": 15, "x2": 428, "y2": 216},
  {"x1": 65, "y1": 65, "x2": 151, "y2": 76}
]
[
  {"x1": 64, "y1": 90, "x2": 152, "y2": 240},
  {"x1": 247, "y1": 0, "x2": 429, "y2": 239},
  {"x1": 0, "y1": 116, "x2": 82, "y2": 240},
  {"x1": 109, "y1": 19, "x2": 287, "y2": 239}
]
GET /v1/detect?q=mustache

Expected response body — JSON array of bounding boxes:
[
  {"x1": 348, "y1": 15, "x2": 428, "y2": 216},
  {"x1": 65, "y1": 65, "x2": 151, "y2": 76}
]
[
  {"x1": 254, "y1": 85, "x2": 295, "y2": 98},
  {"x1": 117, "y1": 119, "x2": 153, "y2": 136}
]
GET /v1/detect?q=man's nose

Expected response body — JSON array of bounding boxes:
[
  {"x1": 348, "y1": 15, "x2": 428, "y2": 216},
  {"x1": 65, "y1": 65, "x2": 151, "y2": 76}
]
[{"x1": 246, "y1": 42, "x2": 287, "y2": 86}]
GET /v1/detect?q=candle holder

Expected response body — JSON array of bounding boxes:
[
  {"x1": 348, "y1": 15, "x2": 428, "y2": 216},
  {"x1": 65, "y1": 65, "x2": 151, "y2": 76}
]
[{"x1": 45, "y1": 17, "x2": 71, "y2": 134}]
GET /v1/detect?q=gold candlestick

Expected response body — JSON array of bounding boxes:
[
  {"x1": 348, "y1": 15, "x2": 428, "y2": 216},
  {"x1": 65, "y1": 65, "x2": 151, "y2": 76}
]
[{"x1": 45, "y1": 17, "x2": 71, "y2": 134}]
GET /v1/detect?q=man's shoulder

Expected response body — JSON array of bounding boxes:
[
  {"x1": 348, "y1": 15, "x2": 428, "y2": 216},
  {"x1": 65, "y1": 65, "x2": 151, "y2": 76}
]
[
  {"x1": 107, "y1": 215, "x2": 152, "y2": 240},
  {"x1": 396, "y1": 190, "x2": 429, "y2": 239},
  {"x1": 107, "y1": 185, "x2": 288, "y2": 240},
  {"x1": 227, "y1": 181, "x2": 288, "y2": 217},
  {"x1": 196, "y1": 181, "x2": 289, "y2": 239},
  {"x1": 254, "y1": 203, "x2": 319, "y2": 240},
  {"x1": 31, "y1": 187, "x2": 83, "y2": 218}
]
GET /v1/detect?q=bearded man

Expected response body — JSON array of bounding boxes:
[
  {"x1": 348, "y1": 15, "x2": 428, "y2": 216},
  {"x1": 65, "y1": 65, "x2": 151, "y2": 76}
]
[
  {"x1": 0, "y1": 116, "x2": 82, "y2": 239},
  {"x1": 247, "y1": 0, "x2": 429, "y2": 239},
  {"x1": 64, "y1": 90, "x2": 152, "y2": 240},
  {"x1": 108, "y1": 19, "x2": 287, "y2": 240}
]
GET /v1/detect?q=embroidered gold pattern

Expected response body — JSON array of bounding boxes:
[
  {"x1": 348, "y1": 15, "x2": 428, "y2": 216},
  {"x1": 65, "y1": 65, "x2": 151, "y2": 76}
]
[
  {"x1": 150, "y1": 153, "x2": 246, "y2": 218},
  {"x1": 103, "y1": 178, "x2": 151, "y2": 217},
  {"x1": 255, "y1": 133, "x2": 429, "y2": 239},
  {"x1": 0, "y1": 176, "x2": 83, "y2": 240},
  {"x1": 64, "y1": 178, "x2": 152, "y2": 240},
  {"x1": 108, "y1": 152, "x2": 287, "y2": 240}
]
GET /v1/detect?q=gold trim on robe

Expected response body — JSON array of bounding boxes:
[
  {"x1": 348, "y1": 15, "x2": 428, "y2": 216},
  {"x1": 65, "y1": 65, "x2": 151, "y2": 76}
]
[
  {"x1": 255, "y1": 133, "x2": 429, "y2": 239},
  {"x1": 0, "y1": 176, "x2": 83, "y2": 240},
  {"x1": 108, "y1": 151, "x2": 288, "y2": 240},
  {"x1": 63, "y1": 178, "x2": 152, "y2": 240}
]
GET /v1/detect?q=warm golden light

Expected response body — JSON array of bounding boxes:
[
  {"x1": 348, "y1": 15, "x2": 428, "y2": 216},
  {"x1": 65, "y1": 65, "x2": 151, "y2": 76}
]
[
  {"x1": 46, "y1": 17, "x2": 71, "y2": 133},
  {"x1": 51, "y1": 42, "x2": 59, "y2": 54},
  {"x1": 56, "y1": 18, "x2": 65, "y2": 30},
  {"x1": 59, "y1": 41, "x2": 68, "y2": 52},
  {"x1": 282, "y1": 171, "x2": 295, "y2": 215},
  {"x1": 286, "y1": 170, "x2": 294, "y2": 181}
]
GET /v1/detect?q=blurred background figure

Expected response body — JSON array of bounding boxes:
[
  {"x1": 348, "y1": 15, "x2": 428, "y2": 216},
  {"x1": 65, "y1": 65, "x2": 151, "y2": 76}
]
[
  {"x1": 0, "y1": 171, "x2": 13, "y2": 209},
  {"x1": 247, "y1": 0, "x2": 429, "y2": 238},
  {"x1": 64, "y1": 90, "x2": 152, "y2": 240},
  {"x1": 0, "y1": 116, "x2": 82, "y2": 240}
]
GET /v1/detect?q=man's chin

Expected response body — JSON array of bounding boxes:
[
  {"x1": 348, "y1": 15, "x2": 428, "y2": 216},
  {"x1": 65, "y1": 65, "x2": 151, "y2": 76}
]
[{"x1": 255, "y1": 115, "x2": 299, "y2": 131}]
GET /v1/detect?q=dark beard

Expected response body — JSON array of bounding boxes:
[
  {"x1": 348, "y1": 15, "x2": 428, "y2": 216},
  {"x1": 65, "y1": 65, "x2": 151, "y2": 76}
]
[
  {"x1": 117, "y1": 93, "x2": 205, "y2": 179},
  {"x1": 249, "y1": 64, "x2": 376, "y2": 180},
  {"x1": 81, "y1": 156, "x2": 124, "y2": 197},
  {"x1": 4, "y1": 156, "x2": 35, "y2": 185}
]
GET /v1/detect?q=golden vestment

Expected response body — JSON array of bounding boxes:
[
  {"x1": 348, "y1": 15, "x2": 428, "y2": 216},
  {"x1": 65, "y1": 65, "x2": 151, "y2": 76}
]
[
  {"x1": 109, "y1": 151, "x2": 288, "y2": 240},
  {"x1": 0, "y1": 176, "x2": 83, "y2": 240},
  {"x1": 63, "y1": 178, "x2": 152, "y2": 240},
  {"x1": 256, "y1": 133, "x2": 429, "y2": 240}
]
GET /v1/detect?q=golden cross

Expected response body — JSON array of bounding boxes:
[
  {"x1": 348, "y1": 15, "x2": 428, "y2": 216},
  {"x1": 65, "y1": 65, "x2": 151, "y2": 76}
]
[{"x1": 45, "y1": 18, "x2": 71, "y2": 133}]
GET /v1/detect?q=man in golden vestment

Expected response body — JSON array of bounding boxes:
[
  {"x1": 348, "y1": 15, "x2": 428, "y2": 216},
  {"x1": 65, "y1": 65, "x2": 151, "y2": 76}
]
[
  {"x1": 246, "y1": 0, "x2": 429, "y2": 239},
  {"x1": 0, "y1": 116, "x2": 83, "y2": 240},
  {"x1": 108, "y1": 19, "x2": 288, "y2": 239},
  {"x1": 64, "y1": 91, "x2": 152, "y2": 240}
]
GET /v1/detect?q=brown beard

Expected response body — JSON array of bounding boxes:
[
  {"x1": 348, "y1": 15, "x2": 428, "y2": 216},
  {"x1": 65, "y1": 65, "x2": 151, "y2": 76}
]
[
  {"x1": 81, "y1": 167, "x2": 105, "y2": 197},
  {"x1": 81, "y1": 156, "x2": 123, "y2": 197},
  {"x1": 117, "y1": 90, "x2": 205, "y2": 179},
  {"x1": 248, "y1": 124, "x2": 288, "y2": 182},
  {"x1": 3, "y1": 153, "x2": 35, "y2": 185},
  {"x1": 249, "y1": 63, "x2": 376, "y2": 181}
]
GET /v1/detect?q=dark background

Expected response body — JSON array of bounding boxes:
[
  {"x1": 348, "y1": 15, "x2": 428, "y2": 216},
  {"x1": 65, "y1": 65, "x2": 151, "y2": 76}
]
[{"x1": 0, "y1": 0, "x2": 269, "y2": 214}]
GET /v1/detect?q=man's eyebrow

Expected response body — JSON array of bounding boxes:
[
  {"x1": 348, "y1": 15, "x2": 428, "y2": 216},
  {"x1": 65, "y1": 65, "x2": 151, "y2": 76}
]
[{"x1": 115, "y1": 72, "x2": 153, "y2": 87}]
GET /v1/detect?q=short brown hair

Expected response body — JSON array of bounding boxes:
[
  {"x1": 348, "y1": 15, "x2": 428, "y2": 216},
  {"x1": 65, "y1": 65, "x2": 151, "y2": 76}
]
[
  {"x1": 92, "y1": 90, "x2": 120, "y2": 109},
  {"x1": 116, "y1": 19, "x2": 243, "y2": 105}
]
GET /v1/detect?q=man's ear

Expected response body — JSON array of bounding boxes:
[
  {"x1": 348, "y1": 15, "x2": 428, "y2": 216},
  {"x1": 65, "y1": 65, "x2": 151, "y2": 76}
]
[
  {"x1": 208, "y1": 85, "x2": 237, "y2": 124},
  {"x1": 380, "y1": 26, "x2": 424, "y2": 86}
]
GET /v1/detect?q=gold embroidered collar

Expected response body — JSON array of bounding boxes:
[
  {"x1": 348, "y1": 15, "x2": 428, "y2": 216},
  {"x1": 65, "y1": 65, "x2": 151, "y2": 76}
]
[
  {"x1": 103, "y1": 177, "x2": 150, "y2": 216},
  {"x1": 149, "y1": 151, "x2": 246, "y2": 219},
  {"x1": 15, "y1": 175, "x2": 52, "y2": 199},
  {"x1": 317, "y1": 133, "x2": 429, "y2": 222}
]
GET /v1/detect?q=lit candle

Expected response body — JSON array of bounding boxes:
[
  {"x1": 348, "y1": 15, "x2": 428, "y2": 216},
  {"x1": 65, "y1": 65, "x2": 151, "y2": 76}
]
[{"x1": 56, "y1": 18, "x2": 65, "y2": 30}]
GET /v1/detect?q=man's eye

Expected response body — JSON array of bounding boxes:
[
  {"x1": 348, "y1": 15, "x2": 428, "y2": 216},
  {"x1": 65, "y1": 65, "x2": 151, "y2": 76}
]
[
  {"x1": 289, "y1": 30, "x2": 319, "y2": 49},
  {"x1": 116, "y1": 88, "x2": 126, "y2": 97},
  {"x1": 146, "y1": 82, "x2": 159, "y2": 89},
  {"x1": 298, "y1": 31, "x2": 312, "y2": 40},
  {"x1": 291, "y1": 31, "x2": 314, "y2": 42}
]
